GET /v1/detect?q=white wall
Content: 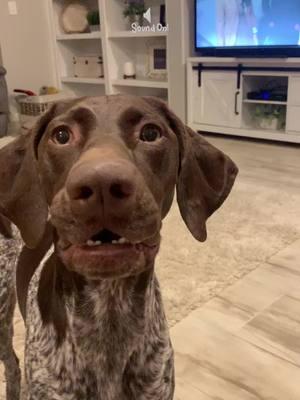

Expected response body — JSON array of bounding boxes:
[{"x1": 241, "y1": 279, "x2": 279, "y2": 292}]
[
  {"x1": 0, "y1": 0, "x2": 56, "y2": 94},
  {"x1": 167, "y1": 0, "x2": 194, "y2": 122}
]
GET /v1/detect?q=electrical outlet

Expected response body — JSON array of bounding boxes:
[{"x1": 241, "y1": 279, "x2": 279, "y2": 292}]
[{"x1": 8, "y1": 1, "x2": 18, "y2": 16}]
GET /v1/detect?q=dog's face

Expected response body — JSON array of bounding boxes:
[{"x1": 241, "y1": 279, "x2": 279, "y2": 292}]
[
  {"x1": 0, "y1": 96, "x2": 238, "y2": 280},
  {"x1": 37, "y1": 96, "x2": 180, "y2": 279}
]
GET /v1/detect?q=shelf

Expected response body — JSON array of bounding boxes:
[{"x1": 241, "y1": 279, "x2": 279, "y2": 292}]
[
  {"x1": 243, "y1": 125, "x2": 285, "y2": 134},
  {"x1": 112, "y1": 78, "x2": 168, "y2": 89},
  {"x1": 61, "y1": 77, "x2": 105, "y2": 85},
  {"x1": 190, "y1": 122, "x2": 300, "y2": 144},
  {"x1": 109, "y1": 30, "x2": 168, "y2": 38},
  {"x1": 57, "y1": 32, "x2": 102, "y2": 41},
  {"x1": 243, "y1": 99, "x2": 287, "y2": 105}
]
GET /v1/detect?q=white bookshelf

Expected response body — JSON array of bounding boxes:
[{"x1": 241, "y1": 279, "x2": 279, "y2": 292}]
[{"x1": 48, "y1": 0, "x2": 175, "y2": 104}]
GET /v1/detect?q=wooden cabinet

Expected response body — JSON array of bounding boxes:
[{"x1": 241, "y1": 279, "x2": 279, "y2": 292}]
[
  {"x1": 188, "y1": 58, "x2": 300, "y2": 143},
  {"x1": 193, "y1": 71, "x2": 241, "y2": 128}
]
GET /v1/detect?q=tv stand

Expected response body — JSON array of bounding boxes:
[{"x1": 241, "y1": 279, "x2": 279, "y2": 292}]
[{"x1": 187, "y1": 57, "x2": 300, "y2": 143}]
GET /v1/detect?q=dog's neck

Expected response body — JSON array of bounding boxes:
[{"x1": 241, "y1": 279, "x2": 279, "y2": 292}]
[
  {"x1": 37, "y1": 252, "x2": 163, "y2": 345},
  {"x1": 33, "y1": 252, "x2": 172, "y2": 399}
]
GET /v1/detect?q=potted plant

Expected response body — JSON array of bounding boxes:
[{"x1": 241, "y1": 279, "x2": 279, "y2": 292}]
[
  {"x1": 87, "y1": 10, "x2": 100, "y2": 32},
  {"x1": 123, "y1": 1, "x2": 146, "y2": 28},
  {"x1": 254, "y1": 104, "x2": 285, "y2": 131}
]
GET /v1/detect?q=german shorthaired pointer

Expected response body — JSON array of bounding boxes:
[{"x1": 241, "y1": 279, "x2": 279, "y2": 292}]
[
  {"x1": 0, "y1": 96, "x2": 238, "y2": 399},
  {"x1": 0, "y1": 216, "x2": 21, "y2": 400}
]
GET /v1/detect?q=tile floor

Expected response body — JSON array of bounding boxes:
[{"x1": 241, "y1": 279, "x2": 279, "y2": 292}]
[{"x1": 172, "y1": 239, "x2": 300, "y2": 400}]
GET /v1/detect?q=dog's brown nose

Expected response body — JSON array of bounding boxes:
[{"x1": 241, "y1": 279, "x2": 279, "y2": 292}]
[{"x1": 66, "y1": 161, "x2": 137, "y2": 216}]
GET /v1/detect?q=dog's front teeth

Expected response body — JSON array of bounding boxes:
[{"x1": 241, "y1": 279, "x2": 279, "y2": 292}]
[
  {"x1": 86, "y1": 240, "x2": 102, "y2": 247},
  {"x1": 86, "y1": 237, "x2": 128, "y2": 246},
  {"x1": 111, "y1": 237, "x2": 127, "y2": 245}
]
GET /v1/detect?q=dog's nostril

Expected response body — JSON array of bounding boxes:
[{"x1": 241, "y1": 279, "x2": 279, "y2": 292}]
[
  {"x1": 110, "y1": 183, "x2": 130, "y2": 199},
  {"x1": 78, "y1": 186, "x2": 93, "y2": 200}
]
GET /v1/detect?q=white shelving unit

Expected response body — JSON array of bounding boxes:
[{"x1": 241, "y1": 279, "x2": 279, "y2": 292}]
[
  {"x1": 187, "y1": 57, "x2": 300, "y2": 143},
  {"x1": 48, "y1": 0, "x2": 179, "y2": 106}
]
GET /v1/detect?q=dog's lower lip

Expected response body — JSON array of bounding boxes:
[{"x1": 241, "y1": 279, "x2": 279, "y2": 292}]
[
  {"x1": 74, "y1": 241, "x2": 158, "y2": 252},
  {"x1": 59, "y1": 238, "x2": 158, "y2": 252},
  {"x1": 60, "y1": 241, "x2": 159, "y2": 262},
  {"x1": 81, "y1": 242, "x2": 155, "y2": 251}
]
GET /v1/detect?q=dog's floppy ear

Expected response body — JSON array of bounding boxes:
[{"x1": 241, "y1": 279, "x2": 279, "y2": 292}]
[
  {"x1": 0, "y1": 99, "x2": 82, "y2": 248},
  {"x1": 143, "y1": 97, "x2": 238, "y2": 242},
  {"x1": 0, "y1": 214, "x2": 13, "y2": 238},
  {"x1": 0, "y1": 131, "x2": 48, "y2": 248},
  {"x1": 176, "y1": 125, "x2": 238, "y2": 241}
]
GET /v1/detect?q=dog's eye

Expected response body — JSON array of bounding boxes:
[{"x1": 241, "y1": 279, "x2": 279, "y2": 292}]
[
  {"x1": 52, "y1": 127, "x2": 71, "y2": 145},
  {"x1": 140, "y1": 125, "x2": 161, "y2": 142}
]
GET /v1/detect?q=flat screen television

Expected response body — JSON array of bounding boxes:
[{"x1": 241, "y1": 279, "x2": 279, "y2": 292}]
[{"x1": 195, "y1": 0, "x2": 300, "y2": 57}]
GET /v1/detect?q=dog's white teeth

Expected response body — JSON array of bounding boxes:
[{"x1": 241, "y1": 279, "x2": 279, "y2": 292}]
[
  {"x1": 86, "y1": 240, "x2": 102, "y2": 247},
  {"x1": 111, "y1": 237, "x2": 128, "y2": 245},
  {"x1": 86, "y1": 237, "x2": 128, "y2": 246}
]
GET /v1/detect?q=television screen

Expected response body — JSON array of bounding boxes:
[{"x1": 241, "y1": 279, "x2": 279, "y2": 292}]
[{"x1": 195, "y1": 0, "x2": 300, "y2": 53}]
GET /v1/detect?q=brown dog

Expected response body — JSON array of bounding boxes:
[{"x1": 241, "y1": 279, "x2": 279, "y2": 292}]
[{"x1": 0, "y1": 96, "x2": 238, "y2": 399}]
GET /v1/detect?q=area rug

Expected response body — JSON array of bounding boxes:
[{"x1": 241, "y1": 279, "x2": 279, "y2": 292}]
[{"x1": 158, "y1": 178, "x2": 300, "y2": 326}]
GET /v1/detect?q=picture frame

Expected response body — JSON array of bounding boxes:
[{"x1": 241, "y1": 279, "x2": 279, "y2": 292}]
[{"x1": 147, "y1": 44, "x2": 167, "y2": 79}]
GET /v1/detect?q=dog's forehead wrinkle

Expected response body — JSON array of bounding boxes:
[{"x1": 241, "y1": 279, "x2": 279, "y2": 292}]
[
  {"x1": 81, "y1": 96, "x2": 160, "y2": 130},
  {"x1": 68, "y1": 106, "x2": 97, "y2": 121},
  {"x1": 84, "y1": 105, "x2": 121, "y2": 134}
]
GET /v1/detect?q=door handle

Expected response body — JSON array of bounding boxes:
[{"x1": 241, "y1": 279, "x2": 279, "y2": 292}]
[{"x1": 235, "y1": 91, "x2": 240, "y2": 115}]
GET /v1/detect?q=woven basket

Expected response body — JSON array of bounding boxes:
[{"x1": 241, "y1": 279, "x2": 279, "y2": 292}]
[{"x1": 17, "y1": 93, "x2": 70, "y2": 117}]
